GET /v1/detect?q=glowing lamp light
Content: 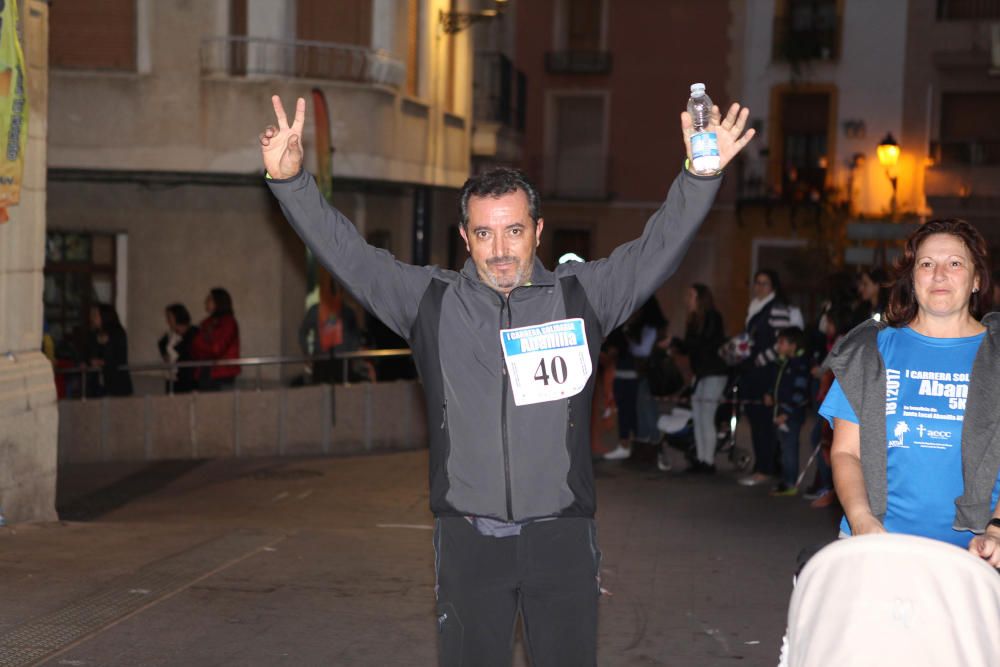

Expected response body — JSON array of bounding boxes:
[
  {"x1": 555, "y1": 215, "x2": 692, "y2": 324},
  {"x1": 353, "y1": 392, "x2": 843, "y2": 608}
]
[
  {"x1": 877, "y1": 133, "x2": 900, "y2": 170},
  {"x1": 876, "y1": 133, "x2": 900, "y2": 220}
]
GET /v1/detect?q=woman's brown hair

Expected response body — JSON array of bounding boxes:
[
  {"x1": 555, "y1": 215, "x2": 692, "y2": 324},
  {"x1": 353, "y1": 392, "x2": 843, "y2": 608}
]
[
  {"x1": 687, "y1": 283, "x2": 715, "y2": 332},
  {"x1": 884, "y1": 218, "x2": 992, "y2": 326}
]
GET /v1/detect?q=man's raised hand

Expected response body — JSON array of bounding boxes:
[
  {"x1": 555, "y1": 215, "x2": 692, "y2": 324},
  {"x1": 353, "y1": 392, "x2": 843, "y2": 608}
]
[
  {"x1": 260, "y1": 95, "x2": 306, "y2": 180},
  {"x1": 680, "y1": 102, "x2": 755, "y2": 172}
]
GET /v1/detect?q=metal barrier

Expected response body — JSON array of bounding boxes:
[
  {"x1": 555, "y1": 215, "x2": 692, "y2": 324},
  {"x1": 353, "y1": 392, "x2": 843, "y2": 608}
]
[
  {"x1": 200, "y1": 36, "x2": 406, "y2": 89},
  {"x1": 55, "y1": 349, "x2": 413, "y2": 401}
]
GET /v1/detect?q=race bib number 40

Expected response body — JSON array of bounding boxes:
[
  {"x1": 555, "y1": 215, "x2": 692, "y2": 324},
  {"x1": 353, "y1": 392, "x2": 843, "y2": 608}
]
[{"x1": 501, "y1": 318, "x2": 593, "y2": 406}]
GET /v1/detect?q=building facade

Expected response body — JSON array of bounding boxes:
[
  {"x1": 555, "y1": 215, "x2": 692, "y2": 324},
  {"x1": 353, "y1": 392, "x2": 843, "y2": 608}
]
[
  {"x1": 903, "y1": 0, "x2": 1000, "y2": 246},
  {"x1": 733, "y1": 0, "x2": 1000, "y2": 321},
  {"x1": 515, "y1": 0, "x2": 743, "y2": 331},
  {"x1": 46, "y1": 0, "x2": 475, "y2": 385},
  {"x1": 739, "y1": 0, "x2": 911, "y2": 218},
  {"x1": 469, "y1": 0, "x2": 525, "y2": 174},
  {"x1": 728, "y1": 0, "x2": 914, "y2": 320}
]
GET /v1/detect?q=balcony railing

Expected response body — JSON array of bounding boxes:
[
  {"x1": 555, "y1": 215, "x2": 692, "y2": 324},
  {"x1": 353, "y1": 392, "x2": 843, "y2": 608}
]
[
  {"x1": 200, "y1": 36, "x2": 406, "y2": 90},
  {"x1": 772, "y1": 24, "x2": 839, "y2": 62},
  {"x1": 931, "y1": 139, "x2": 1000, "y2": 166},
  {"x1": 936, "y1": 0, "x2": 1000, "y2": 19},
  {"x1": 544, "y1": 51, "x2": 612, "y2": 75},
  {"x1": 771, "y1": 0, "x2": 841, "y2": 64},
  {"x1": 54, "y1": 349, "x2": 414, "y2": 400}
]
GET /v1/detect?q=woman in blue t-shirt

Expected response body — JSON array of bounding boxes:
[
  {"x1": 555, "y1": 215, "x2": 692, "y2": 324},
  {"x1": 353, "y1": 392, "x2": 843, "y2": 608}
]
[{"x1": 821, "y1": 219, "x2": 1000, "y2": 566}]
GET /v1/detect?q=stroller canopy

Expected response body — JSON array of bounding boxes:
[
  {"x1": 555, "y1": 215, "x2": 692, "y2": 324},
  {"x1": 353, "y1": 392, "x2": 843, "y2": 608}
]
[{"x1": 787, "y1": 533, "x2": 1000, "y2": 667}]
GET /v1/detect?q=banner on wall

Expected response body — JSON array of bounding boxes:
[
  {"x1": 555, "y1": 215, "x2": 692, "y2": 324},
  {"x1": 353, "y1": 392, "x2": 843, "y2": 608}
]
[{"x1": 0, "y1": 0, "x2": 27, "y2": 223}]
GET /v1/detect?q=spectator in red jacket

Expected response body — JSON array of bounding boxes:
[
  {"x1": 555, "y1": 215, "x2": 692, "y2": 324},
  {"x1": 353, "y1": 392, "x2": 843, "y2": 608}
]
[{"x1": 191, "y1": 287, "x2": 241, "y2": 391}]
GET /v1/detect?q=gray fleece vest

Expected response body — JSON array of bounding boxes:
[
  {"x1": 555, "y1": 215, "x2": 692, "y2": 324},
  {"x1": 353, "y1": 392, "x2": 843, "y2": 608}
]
[{"x1": 824, "y1": 313, "x2": 1000, "y2": 534}]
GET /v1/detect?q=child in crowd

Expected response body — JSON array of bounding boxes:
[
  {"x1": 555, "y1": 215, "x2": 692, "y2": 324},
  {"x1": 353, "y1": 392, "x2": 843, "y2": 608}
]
[
  {"x1": 804, "y1": 305, "x2": 855, "y2": 508},
  {"x1": 765, "y1": 327, "x2": 811, "y2": 496}
]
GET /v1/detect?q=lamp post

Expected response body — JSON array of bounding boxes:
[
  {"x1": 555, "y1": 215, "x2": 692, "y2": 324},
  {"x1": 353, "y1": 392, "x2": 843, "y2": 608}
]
[
  {"x1": 440, "y1": 0, "x2": 508, "y2": 34},
  {"x1": 877, "y1": 132, "x2": 900, "y2": 220}
]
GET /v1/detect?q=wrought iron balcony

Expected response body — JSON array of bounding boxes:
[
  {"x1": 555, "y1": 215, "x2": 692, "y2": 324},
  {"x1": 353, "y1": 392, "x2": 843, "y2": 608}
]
[
  {"x1": 544, "y1": 50, "x2": 612, "y2": 75},
  {"x1": 936, "y1": 0, "x2": 1000, "y2": 20},
  {"x1": 930, "y1": 139, "x2": 1000, "y2": 166},
  {"x1": 200, "y1": 36, "x2": 406, "y2": 90}
]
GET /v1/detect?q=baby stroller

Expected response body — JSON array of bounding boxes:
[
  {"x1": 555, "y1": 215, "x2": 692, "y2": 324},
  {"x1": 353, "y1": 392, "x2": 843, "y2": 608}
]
[
  {"x1": 656, "y1": 399, "x2": 695, "y2": 463},
  {"x1": 714, "y1": 378, "x2": 754, "y2": 472},
  {"x1": 655, "y1": 377, "x2": 753, "y2": 472},
  {"x1": 784, "y1": 534, "x2": 1000, "y2": 667}
]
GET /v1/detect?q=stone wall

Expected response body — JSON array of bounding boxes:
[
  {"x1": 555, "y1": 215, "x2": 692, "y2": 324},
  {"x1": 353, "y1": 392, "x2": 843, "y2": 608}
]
[
  {"x1": 0, "y1": 1, "x2": 57, "y2": 524},
  {"x1": 58, "y1": 381, "x2": 427, "y2": 464}
]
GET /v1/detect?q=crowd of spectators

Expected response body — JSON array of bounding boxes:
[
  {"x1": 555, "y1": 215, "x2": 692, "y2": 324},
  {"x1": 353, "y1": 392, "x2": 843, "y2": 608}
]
[{"x1": 594, "y1": 262, "x2": 915, "y2": 516}]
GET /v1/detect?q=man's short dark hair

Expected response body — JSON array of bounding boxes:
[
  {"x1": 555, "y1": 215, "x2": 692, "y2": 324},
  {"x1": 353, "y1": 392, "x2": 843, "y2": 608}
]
[
  {"x1": 777, "y1": 326, "x2": 806, "y2": 351},
  {"x1": 458, "y1": 167, "x2": 541, "y2": 230}
]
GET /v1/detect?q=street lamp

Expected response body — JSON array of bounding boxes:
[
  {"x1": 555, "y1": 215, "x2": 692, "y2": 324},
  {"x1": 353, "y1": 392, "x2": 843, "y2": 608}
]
[
  {"x1": 440, "y1": 0, "x2": 508, "y2": 34},
  {"x1": 877, "y1": 132, "x2": 900, "y2": 220}
]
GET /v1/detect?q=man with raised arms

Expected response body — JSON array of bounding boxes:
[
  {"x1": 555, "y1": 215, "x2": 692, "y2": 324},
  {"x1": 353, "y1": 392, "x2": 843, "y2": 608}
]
[{"x1": 261, "y1": 94, "x2": 753, "y2": 666}]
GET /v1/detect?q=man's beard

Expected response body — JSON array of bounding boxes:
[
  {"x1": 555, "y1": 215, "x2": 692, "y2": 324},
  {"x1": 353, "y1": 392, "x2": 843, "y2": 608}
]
[{"x1": 482, "y1": 254, "x2": 533, "y2": 293}]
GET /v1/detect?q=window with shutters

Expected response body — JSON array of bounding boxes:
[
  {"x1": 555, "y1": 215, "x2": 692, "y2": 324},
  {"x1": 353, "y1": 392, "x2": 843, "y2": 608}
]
[
  {"x1": 936, "y1": 0, "x2": 1000, "y2": 20},
  {"x1": 772, "y1": 0, "x2": 842, "y2": 63},
  {"x1": 296, "y1": 0, "x2": 372, "y2": 46},
  {"x1": 295, "y1": 0, "x2": 373, "y2": 80},
  {"x1": 567, "y1": 0, "x2": 601, "y2": 52},
  {"x1": 546, "y1": 94, "x2": 608, "y2": 199},
  {"x1": 546, "y1": 0, "x2": 610, "y2": 74},
  {"x1": 775, "y1": 91, "x2": 832, "y2": 200},
  {"x1": 935, "y1": 92, "x2": 1000, "y2": 165},
  {"x1": 50, "y1": 0, "x2": 137, "y2": 71}
]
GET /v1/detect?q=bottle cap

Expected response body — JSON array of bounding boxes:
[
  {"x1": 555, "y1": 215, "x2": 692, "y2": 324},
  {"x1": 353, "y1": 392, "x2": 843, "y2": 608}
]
[{"x1": 690, "y1": 83, "x2": 706, "y2": 96}]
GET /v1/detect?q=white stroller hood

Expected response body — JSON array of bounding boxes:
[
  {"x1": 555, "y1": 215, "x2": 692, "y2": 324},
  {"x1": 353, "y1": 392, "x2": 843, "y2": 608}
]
[
  {"x1": 786, "y1": 533, "x2": 1000, "y2": 667},
  {"x1": 656, "y1": 408, "x2": 692, "y2": 436}
]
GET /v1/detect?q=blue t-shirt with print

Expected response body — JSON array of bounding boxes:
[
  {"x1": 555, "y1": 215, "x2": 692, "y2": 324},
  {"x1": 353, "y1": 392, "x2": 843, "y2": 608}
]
[{"x1": 819, "y1": 326, "x2": 999, "y2": 547}]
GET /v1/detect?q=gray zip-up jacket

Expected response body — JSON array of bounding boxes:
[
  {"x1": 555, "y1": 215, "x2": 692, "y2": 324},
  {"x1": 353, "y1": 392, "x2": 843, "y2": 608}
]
[
  {"x1": 825, "y1": 313, "x2": 1000, "y2": 534},
  {"x1": 268, "y1": 168, "x2": 720, "y2": 522}
]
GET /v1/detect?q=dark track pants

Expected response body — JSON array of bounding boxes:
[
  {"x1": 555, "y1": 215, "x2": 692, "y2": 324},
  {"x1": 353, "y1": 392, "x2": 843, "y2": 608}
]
[
  {"x1": 433, "y1": 516, "x2": 601, "y2": 667},
  {"x1": 745, "y1": 402, "x2": 778, "y2": 475}
]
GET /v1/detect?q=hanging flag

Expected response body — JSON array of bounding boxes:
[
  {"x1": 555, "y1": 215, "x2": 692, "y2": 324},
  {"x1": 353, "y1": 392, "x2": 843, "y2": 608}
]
[
  {"x1": 311, "y1": 88, "x2": 334, "y2": 203},
  {"x1": 0, "y1": 0, "x2": 27, "y2": 223},
  {"x1": 307, "y1": 89, "x2": 340, "y2": 329}
]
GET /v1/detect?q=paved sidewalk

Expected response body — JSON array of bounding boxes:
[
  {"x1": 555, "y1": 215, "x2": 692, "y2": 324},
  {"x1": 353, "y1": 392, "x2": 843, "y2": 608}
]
[{"x1": 0, "y1": 451, "x2": 838, "y2": 666}]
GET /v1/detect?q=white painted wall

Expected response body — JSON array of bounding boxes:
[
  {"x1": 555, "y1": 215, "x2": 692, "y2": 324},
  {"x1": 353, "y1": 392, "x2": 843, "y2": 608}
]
[{"x1": 741, "y1": 0, "x2": 909, "y2": 217}]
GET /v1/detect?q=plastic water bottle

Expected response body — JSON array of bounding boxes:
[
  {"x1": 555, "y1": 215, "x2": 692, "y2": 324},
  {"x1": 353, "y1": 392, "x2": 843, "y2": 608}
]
[{"x1": 687, "y1": 83, "x2": 720, "y2": 175}]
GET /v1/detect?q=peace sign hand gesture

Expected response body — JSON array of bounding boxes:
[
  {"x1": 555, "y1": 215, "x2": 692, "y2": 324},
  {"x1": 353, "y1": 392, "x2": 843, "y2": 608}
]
[
  {"x1": 260, "y1": 95, "x2": 306, "y2": 180},
  {"x1": 680, "y1": 102, "x2": 755, "y2": 173}
]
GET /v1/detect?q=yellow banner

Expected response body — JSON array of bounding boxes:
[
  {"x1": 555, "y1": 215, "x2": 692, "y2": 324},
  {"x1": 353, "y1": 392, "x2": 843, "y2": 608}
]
[{"x1": 0, "y1": 0, "x2": 27, "y2": 221}]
